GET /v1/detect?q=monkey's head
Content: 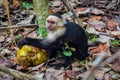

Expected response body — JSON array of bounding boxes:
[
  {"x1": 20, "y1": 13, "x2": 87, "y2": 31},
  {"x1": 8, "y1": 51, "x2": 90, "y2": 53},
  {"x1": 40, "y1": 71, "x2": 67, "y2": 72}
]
[{"x1": 46, "y1": 13, "x2": 65, "y2": 32}]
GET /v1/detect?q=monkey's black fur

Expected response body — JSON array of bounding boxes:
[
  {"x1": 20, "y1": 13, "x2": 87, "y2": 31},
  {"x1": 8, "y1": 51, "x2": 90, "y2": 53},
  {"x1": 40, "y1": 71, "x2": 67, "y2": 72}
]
[{"x1": 18, "y1": 14, "x2": 89, "y2": 69}]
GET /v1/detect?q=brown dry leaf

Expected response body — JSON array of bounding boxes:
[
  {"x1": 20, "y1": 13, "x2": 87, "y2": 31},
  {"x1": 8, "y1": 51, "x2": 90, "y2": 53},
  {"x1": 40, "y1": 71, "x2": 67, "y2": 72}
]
[
  {"x1": 39, "y1": 67, "x2": 47, "y2": 73},
  {"x1": 81, "y1": 17, "x2": 89, "y2": 21},
  {"x1": 62, "y1": 13, "x2": 73, "y2": 21},
  {"x1": 93, "y1": 0, "x2": 97, "y2": 5},
  {"x1": 102, "y1": 16, "x2": 108, "y2": 22},
  {"x1": 0, "y1": 72, "x2": 14, "y2": 80},
  {"x1": 51, "y1": 1, "x2": 62, "y2": 7},
  {"x1": 50, "y1": 9, "x2": 55, "y2": 14},
  {"x1": 94, "y1": 70, "x2": 104, "y2": 80},
  {"x1": 87, "y1": 19, "x2": 106, "y2": 31},
  {"x1": 91, "y1": 8, "x2": 104, "y2": 15},
  {"x1": 117, "y1": 35, "x2": 120, "y2": 39},
  {"x1": 77, "y1": 71, "x2": 91, "y2": 79},
  {"x1": 107, "y1": 20, "x2": 118, "y2": 31},
  {"x1": 12, "y1": 0, "x2": 21, "y2": 8},
  {"x1": 65, "y1": 70, "x2": 73, "y2": 77},
  {"x1": 86, "y1": 27, "x2": 99, "y2": 34},
  {"x1": 91, "y1": 16, "x2": 102, "y2": 21},
  {"x1": 112, "y1": 58, "x2": 120, "y2": 72},
  {"x1": 50, "y1": 1, "x2": 63, "y2": 13},
  {"x1": 0, "y1": 36, "x2": 5, "y2": 42},
  {"x1": 65, "y1": 70, "x2": 79, "y2": 79},
  {"x1": 45, "y1": 68, "x2": 64, "y2": 80},
  {"x1": 0, "y1": 31, "x2": 8, "y2": 42},
  {"x1": 76, "y1": 7, "x2": 86, "y2": 12},
  {"x1": 90, "y1": 43, "x2": 108, "y2": 54},
  {"x1": 12, "y1": 57, "x2": 19, "y2": 64},
  {"x1": 110, "y1": 31, "x2": 120, "y2": 36},
  {"x1": 72, "y1": 61, "x2": 81, "y2": 67},
  {"x1": 1, "y1": 49, "x2": 13, "y2": 57}
]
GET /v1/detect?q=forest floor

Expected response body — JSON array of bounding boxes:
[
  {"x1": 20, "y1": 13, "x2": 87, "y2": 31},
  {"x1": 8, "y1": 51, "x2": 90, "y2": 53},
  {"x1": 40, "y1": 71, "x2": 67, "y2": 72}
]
[{"x1": 0, "y1": 0, "x2": 120, "y2": 80}]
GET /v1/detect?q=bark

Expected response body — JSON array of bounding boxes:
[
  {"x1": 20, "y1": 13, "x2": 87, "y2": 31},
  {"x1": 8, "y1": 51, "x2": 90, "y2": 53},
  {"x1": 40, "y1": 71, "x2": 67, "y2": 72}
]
[
  {"x1": 33, "y1": 0, "x2": 51, "y2": 27},
  {"x1": 0, "y1": 64, "x2": 42, "y2": 80}
]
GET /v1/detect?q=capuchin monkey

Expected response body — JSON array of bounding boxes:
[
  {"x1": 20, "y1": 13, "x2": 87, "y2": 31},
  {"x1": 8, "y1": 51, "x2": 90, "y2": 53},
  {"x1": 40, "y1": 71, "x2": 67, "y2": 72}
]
[{"x1": 18, "y1": 13, "x2": 89, "y2": 69}]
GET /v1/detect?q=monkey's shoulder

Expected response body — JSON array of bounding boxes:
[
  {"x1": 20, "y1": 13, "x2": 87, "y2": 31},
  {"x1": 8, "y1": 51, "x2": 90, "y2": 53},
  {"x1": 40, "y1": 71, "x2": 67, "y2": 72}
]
[
  {"x1": 64, "y1": 22, "x2": 85, "y2": 35},
  {"x1": 64, "y1": 22, "x2": 83, "y2": 30}
]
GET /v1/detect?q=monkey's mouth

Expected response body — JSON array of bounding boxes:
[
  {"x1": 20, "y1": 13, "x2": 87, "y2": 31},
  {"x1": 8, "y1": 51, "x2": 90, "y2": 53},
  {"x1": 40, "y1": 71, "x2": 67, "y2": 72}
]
[{"x1": 47, "y1": 27, "x2": 54, "y2": 31}]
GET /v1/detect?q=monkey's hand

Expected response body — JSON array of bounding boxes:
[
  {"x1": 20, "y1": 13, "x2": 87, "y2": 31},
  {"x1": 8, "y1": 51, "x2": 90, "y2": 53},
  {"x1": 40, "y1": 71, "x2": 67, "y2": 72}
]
[{"x1": 18, "y1": 38, "x2": 29, "y2": 48}]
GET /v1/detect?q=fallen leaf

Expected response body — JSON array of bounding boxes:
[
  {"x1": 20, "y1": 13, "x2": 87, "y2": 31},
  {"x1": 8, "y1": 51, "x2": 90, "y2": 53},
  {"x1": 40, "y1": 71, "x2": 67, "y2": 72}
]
[
  {"x1": 45, "y1": 68, "x2": 64, "y2": 80},
  {"x1": 94, "y1": 70, "x2": 104, "y2": 80},
  {"x1": 62, "y1": 13, "x2": 72, "y2": 21},
  {"x1": 107, "y1": 20, "x2": 118, "y2": 31},
  {"x1": 117, "y1": 35, "x2": 120, "y2": 39},
  {"x1": 88, "y1": 19, "x2": 106, "y2": 31},
  {"x1": 91, "y1": 8, "x2": 104, "y2": 15},
  {"x1": 50, "y1": 1, "x2": 63, "y2": 13},
  {"x1": 0, "y1": 31, "x2": 8, "y2": 42},
  {"x1": 110, "y1": 31, "x2": 120, "y2": 36},
  {"x1": 0, "y1": 36, "x2": 5, "y2": 42},
  {"x1": 39, "y1": 67, "x2": 47, "y2": 72},
  {"x1": 76, "y1": 7, "x2": 86, "y2": 12},
  {"x1": 12, "y1": 57, "x2": 19, "y2": 64},
  {"x1": 1, "y1": 49, "x2": 13, "y2": 57},
  {"x1": 0, "y1": 72, "x2": 13, "y2": 80},
  {"x1": 50, "y1": 1, "x2": 62, "y2": 7},
  {"x1": 112, "y1": 58, "x2": 120, "y2": 72},
  {"x1": 86, "y1": 27, "x2": 99, "y2": 34},
  {"x1": 77, "y1": 8, "x2": 91, "y2": 16},
  {"x1": 90, "y1": 43, "x2": 109, "y2": 55},
  {"x1": 97, "y1": 34, "x2": 115, "y2": 47},
  {"x1": 91, "y1": 16, "x2": 102, "y2": 21},
  {"x1": 66, "y1": 70, "x2": 73, "y2": 77},
  {"x1": 12, "y1": 0, "x2": 20, "y2": 8}
]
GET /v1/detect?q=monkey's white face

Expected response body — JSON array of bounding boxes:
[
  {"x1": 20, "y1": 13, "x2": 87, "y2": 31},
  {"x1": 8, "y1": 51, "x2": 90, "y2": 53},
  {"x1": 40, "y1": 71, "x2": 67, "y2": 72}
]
[{"x1": 46, "y1": 15, "x2": 64, "y2": 31}]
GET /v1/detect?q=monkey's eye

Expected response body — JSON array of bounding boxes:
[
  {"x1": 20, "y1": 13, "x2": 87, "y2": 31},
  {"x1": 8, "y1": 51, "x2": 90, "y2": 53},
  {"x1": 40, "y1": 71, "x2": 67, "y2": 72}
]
[
  {"x1": 47, "y1": 20, "x2": 50, "y2": 23},
  {"x1": 51, "y1": 21, "x2": 55, "y2": 24},
  {"x1": 47, "y1": 20, "x2": 55, "y2": 24}
]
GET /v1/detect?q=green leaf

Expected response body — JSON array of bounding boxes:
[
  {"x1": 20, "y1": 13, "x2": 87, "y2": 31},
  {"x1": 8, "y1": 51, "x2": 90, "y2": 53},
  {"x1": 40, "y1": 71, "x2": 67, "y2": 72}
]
[
  {"x1": 64, "y1": 42, "x2": 69, "y2": 49},
  {"x1": 41, "y1": 30, "x2": 47, "y2": 38},
  {"x1": 22, "y1": 2, "x2": 28, "y2": 8},
  {"x1": 80, "y1": 60, "x2": 86, "y2": 65},
  {"x1": 111, "y1": 39, "x2": 120, "y2": 48},
  {"x1": 38, "y1": 19, "x2": 46, "y2": 25},
  {"x1": 37, "y1": 27, "x2": 47, "y2": 38},
  {"x1": 88, "y1": 34, "x2": 98, "y2": 43},
  {"x1": 15, "y1": 34, "x2": 22, "y2": 39},
  {"x1": 67, "y1": 11, "x2": 73, "y2": 16},
  {"x1": 63, "y1": 51, "x2": 72, "y2": 56},
  {"x1": 37, "y1": 27, "x2": 46, "y2": 34},
  {"x1": 22, "y1": 2, "x2": 33, "y2": 8},
  {"x1": 28, "y1": 4, "x2": 33, "y2": 8},
  {"x1": 49, "y1": 2, "x2": 53, "y2": 6}
]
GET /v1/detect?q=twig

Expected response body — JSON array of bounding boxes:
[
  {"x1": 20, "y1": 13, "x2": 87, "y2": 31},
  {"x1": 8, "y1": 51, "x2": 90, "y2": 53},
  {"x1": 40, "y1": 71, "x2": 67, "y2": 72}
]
[
  {"x1": 106, "y1": 0, "x2": 119, "y2": 10},
  {"x1": 0, "y1": 64, "x2": 42, "y2": 80},
  {"x1": 85, "y1": 50, "x2": 120, "y2": 80},
  {"x1": 61, "y1": 0, "x2": 84, "y2": 27},
  {"x1": 4, "y1": 0, "x2": 17, "y2": 47},
  {"x1": 0, "y1": 24, "x2": 38, "y2": 30},
  {"x1": 4, "y1": 0, "x2": 14, "y2": 38}
]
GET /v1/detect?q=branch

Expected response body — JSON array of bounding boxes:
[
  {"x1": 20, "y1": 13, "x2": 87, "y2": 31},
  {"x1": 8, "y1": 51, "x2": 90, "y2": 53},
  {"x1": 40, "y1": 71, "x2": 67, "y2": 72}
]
[
  {"x1": 0, "y1": 64, "x2": 42, "y2": 80},
  {"x1": 0, "y1": 24, "x2": 38, "y2": 30},
  {"x1": 85, "y1": 50, "x2": 120, "y2": 80},
  {"x1": 106, "y1": 0, "x2": 119, "y2": 10},
  {"x1": 61, "y1": 0, "x2": 84, "y2": 27}
]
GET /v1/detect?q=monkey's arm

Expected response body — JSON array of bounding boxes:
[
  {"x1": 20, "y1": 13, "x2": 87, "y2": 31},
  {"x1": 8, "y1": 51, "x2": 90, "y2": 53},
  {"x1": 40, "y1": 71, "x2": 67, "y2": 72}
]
[{"x1": 18, "y1": 37, "x2": 55, "y2": 49}]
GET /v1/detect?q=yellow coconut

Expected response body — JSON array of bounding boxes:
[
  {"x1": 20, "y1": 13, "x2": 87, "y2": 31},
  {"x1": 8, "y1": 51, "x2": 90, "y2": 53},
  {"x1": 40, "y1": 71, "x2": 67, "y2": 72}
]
[{"x1": 17, "y1": 45, "x2": 47, "y2": 67}]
